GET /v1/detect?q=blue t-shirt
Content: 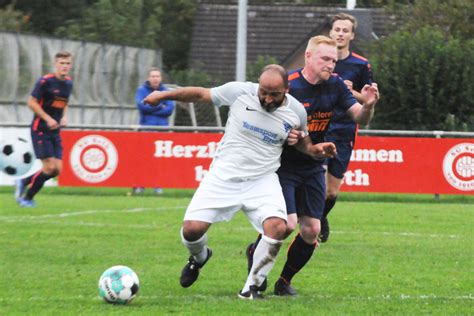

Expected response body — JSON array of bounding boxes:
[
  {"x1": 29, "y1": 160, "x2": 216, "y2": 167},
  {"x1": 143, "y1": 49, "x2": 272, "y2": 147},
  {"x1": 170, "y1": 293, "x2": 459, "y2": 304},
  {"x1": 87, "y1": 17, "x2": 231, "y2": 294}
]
[
  {"x1": 280, "y1": 69, "x2": 357, "y2": 170},
  {"x1": 326, "y1": 52, "x2": 373, "y2": 140},
  {"x1": 30, "y1": 74, "x2": 73, "y2": 131}
]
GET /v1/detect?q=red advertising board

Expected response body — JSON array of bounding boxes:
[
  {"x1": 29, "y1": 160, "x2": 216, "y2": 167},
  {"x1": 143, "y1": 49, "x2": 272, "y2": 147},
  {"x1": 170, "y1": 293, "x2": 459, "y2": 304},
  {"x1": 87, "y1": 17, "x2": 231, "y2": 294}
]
[{"x1": 59, "y1": 130, "x2": 473, "y2": 195}]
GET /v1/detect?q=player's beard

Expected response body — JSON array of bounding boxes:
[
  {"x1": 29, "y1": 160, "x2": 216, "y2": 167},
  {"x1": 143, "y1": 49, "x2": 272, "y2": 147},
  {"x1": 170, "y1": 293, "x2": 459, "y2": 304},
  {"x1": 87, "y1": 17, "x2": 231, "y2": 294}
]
[
  {"x1": 259, "y1": 97, "x2": 284, "y2": 112},
  {"x1": 319, "y1": 69, "x2": 332, "y2": 81}
]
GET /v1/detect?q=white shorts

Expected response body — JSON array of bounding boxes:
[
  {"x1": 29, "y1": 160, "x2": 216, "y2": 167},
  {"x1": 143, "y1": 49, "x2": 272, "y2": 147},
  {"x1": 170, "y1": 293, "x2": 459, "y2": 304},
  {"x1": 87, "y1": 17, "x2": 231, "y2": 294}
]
[{"x1": 184, "y1": 172, "x2": 287, "y2": 234}]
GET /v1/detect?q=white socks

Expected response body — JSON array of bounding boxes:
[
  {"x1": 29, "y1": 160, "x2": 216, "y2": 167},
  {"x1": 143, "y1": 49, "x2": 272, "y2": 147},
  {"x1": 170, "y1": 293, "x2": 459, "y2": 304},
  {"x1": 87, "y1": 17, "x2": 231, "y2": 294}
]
[
  {"x1": 241, "y1": 235, "x2": 283, "y2": 293},
  {"x1": 180, "y1": 228, "x2": 208, "y2": 264}
]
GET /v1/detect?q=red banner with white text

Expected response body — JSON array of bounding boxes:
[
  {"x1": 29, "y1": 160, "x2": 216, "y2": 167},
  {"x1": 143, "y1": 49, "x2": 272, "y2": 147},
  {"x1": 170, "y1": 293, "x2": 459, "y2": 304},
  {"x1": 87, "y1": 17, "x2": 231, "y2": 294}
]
[{"x1": 59, "y1": 130, "x2": 473, "y2": 195}]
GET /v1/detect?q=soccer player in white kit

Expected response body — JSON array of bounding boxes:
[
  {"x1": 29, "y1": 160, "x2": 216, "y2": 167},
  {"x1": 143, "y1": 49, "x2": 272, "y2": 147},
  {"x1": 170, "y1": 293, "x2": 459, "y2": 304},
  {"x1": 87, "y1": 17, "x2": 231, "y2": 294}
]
[{"x1": 144, "y1": 64, "x2": 336, "y2": 299}]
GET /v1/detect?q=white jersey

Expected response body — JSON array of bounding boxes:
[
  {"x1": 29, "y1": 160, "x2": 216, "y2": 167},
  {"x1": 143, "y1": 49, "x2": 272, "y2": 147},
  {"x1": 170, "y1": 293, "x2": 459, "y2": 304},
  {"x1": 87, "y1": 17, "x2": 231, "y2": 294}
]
[{"x1": 210, "y1": 81, "x2": 308, "y2": 181}]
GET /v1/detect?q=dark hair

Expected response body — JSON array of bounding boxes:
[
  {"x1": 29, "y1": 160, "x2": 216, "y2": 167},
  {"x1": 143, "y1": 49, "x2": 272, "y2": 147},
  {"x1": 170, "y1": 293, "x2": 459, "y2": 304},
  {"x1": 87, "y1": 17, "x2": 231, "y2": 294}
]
[
  {"x1": 55, "y1": 51, "x2": 72, "y2": 59},
  {"x1": 260, "y1": 64, "x2": 289, "y2": 88}
]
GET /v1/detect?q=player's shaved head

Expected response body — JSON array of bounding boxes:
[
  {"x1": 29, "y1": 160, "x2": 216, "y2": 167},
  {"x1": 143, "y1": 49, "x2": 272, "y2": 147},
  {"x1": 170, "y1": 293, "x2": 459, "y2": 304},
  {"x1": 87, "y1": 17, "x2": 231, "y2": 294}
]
[
  {"x1": 259, "y1": 64, "x2": 289, "y2": 89},
  {"x1": 258, "y1": 64, "x2": 289, "y2": 112}
]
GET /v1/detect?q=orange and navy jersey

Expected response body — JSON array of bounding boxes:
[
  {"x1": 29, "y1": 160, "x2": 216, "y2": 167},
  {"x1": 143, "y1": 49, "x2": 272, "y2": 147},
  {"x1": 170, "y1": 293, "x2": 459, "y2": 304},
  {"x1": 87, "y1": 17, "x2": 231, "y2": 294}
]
[
  {"x1": 280, "y1": 69, "x2": 357, "y2": 170},
  {"x1": 30, "y1": 73, "x2": 73, "y2": 131},
  {"x1": 327, "y1": 51, "x2": 373, "y2": 141}
]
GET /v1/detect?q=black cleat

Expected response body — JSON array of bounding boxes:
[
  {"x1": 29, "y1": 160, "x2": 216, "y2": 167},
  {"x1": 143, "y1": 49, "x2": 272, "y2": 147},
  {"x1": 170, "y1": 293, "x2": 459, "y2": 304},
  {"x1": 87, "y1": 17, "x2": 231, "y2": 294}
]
[
  {"x1": 274, "y1": 278, "x2": 297, "y2": 296},
  {"x1": 238, "y1": 285, "x2": 264, "y2": 300},
  {"x1": 180, "y1": 248, "x2": 212, "y2": 288},
  {"x1": 245, "y1": 242, "x2": 267, "y2": 292},
  {"x1": 319, "y1": 217, "x2": 330, "y2": 243}
]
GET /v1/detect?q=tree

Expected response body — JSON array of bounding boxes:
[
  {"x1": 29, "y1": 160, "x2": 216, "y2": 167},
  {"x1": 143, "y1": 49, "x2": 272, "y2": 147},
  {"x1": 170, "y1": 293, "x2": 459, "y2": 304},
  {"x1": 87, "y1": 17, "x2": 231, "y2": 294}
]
[
  {"x1": 0, "y1": 3, "x2": 30, "y2": 32},
  {"x1": 2, "y1": 0, "x2": 93, "y2": 34},
  {"x1": 386, "y1": 0, "x2": 474, "y2": 40},
  {"x1": 370, "y1": 26, "x2": 474, "y2": 131}
]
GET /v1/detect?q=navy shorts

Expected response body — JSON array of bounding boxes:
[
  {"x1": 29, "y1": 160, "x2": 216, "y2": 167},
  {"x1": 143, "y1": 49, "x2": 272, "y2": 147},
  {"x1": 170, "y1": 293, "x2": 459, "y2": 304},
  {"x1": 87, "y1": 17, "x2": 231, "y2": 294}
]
[
  {"x1": 31, "y1": 129, "x2": 63, "y2": 159},
  {"x1": 277, "y1": 165, "x2": 326, "y2": 219},
  {"x1": 325, "y1": 139, "x2": 354, "y2": 179}
]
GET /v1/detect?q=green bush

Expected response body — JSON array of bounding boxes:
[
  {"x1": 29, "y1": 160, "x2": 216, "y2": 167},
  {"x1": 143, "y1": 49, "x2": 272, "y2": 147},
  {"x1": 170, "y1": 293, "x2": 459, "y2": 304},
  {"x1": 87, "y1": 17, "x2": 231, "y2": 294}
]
[{"x1": 370, "y1": 26, "x2": 474, "y2": 131}]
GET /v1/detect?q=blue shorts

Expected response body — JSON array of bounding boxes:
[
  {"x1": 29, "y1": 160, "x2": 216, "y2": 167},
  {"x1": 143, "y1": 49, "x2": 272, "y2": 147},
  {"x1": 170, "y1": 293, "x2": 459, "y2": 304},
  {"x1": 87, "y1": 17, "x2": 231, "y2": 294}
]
[
  {"x1": 325, "y1": 139, "x2": 354, "y2": 179},
  {"x1": 31, "y1": 129, "x2": 63, "y2": 159},
  {"x1": 277, "y1": 165, "x2": 326, "y2": 219}
]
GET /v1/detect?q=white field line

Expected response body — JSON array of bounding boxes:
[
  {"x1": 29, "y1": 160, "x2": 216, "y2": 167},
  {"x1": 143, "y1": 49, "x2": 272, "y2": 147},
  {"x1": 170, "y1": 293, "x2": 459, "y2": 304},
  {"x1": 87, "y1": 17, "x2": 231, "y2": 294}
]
[
  {"x1": 0, "y1": 205, "x2": 186, "y2": 222},
  {"x1": 0, "y1": 293, "x2": 472, "y2": 302},
  {"x1": 0, "y1": 207, "x2": 461, "y2": 239}
]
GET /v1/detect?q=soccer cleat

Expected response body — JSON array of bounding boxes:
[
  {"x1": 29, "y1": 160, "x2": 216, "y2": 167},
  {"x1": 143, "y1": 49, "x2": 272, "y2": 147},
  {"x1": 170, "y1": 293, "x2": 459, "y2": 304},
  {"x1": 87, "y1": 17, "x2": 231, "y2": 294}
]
[
  {"x1": 245, "y1": 242, "x2": 267, "y2": 292},
  {"x1": 14, "y1": 179, "x2": 26, "y2": 203},
  {"x1": 19, "y1": 198, "x2": 36, "y2": 208},
  {"x1": 274, "y1": 278, "x2": 297, "y2": 296},
  {"x1": 319, "y1": 217, "x2": 330, "y2": 243},
  {"x1": 180, "y1": 248, "x2": 213, "y2": 288},
  {"x1": 238, "y1": 285, "x2": 264, "y2": 300},
  {"x1": 154, "y1": 188, "x2": 163, "y2": 195}
]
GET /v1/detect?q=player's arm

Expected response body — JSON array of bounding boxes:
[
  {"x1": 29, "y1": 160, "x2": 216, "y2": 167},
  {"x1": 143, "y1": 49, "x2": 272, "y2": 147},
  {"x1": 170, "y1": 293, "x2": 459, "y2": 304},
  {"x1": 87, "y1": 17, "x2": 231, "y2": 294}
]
[
  {"x1": 60, "y1": 103, "x2": 68, "y2": 127},
  {"x1": 344, "y1": 80, "x2": 365, "y2": 103},
  {"x1": 346, "y1": 63, "x2": 374, "y2": 109},
  {"x1": 347, "y1": 83, "x2": 379, "y2": 125},
  {"x1": 144, "y1": 87, "x2": 211, "y2": 105},
  {"x1": 27, "y1": 96, "x2": 59, "y2": 129},
  {"x1": 288, "y1": 130, "x2": 336, "y2": 159}
]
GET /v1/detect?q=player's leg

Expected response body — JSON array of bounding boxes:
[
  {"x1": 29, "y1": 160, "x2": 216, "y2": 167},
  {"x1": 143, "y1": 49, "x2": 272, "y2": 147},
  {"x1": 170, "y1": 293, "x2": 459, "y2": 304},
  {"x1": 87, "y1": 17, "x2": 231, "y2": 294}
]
[
  {"x1": 320, "y1": 172, "x2": 343, "y2": 242},
  {"x1": 274, "y1": 167, "x2": 325, "y2": 296},
  {"x1": 245, "y1": 211, "x2": 297, "y2": 275},
  {"x1": 239, "y1": 174, "x2": 287, "y2": 299},
  {"x1": 275, "y1": 216, "x2": 320, "y2": 296},
  {"x1": 321, "y1": 140, "x2": 352, "y2": 242},
  {"x1": 180, "y1": 172, "x2": 240, "y2": 288},
  {"x1": 19, "y1": 131, "x2": 61, "y2": 207},
  {"x1": 245, "y1": 169, "x2": 300, "y2": 274},
  {"x1": 180, "y1": 220, "x2": 213, "y2": 288},
  {"x1": 20, "y1": 157, "x2": 59, "y2": 207}
]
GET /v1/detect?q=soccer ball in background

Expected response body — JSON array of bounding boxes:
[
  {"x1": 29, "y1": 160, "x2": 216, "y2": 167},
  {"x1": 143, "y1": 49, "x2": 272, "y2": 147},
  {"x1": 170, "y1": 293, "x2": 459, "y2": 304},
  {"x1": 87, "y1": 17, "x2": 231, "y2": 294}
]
[
  {"x1": 98, "y1": 265, "x2": 140, "y2": 304},
  {"x1": 0, "y1": 137, "x2": 35, "y2": 177}
]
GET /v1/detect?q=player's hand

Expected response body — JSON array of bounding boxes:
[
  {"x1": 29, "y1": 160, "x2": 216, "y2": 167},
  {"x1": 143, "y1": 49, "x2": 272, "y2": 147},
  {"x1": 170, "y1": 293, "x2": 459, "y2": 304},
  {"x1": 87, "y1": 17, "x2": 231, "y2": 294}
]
[
  {"x1": 361, "y1": 83, "x2": 379, "y2": 107},
  {"x1": 311, "y1": 142, "x2": 337, "y2": 159},
  {"x1": 287, "y1": 129, "x2": 305, "y2": 146},
  {"x1": 343, "y1": 80, "x2": 354, "y2": 92},
  {"x1": 59, "y1": 117, "x2": 68, "y2": 127},
  {"x1": 144, "y1": 91, "x2": 164, "y2": 106},
  {"x1": 47, "y1": 117, "x2": 59, "y2": 130}
]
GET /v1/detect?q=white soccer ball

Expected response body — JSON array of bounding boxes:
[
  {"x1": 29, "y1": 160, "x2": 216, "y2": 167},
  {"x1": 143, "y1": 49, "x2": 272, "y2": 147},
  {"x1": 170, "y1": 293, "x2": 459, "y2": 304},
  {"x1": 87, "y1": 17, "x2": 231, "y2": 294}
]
[
  {"x1": 98, "y1": 265, "x2": 140, "y2": 304},
  {"x1": 0, "y1": 137, "x2": 35, "y2": 177}
]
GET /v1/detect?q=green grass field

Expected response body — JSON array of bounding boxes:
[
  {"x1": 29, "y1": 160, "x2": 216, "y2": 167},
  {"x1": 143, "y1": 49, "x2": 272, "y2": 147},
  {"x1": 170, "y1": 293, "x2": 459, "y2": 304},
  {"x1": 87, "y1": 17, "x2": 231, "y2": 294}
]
[{"x1": 1, "y1": 187, "x2": 473, "y2": 315}]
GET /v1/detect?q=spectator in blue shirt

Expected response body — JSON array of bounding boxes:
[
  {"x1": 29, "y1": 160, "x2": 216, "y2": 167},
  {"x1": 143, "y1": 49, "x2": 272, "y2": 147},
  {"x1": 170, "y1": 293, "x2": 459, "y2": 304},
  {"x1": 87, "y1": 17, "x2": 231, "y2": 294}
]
[{"x1": 133, "y1": 67, "x2": 175, "y2": 194}]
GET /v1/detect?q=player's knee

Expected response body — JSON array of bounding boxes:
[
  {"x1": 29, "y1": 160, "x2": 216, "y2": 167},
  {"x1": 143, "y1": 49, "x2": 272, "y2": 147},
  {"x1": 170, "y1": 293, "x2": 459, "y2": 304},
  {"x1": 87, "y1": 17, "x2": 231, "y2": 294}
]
[
  {"x1": 263, "y1": 217, "x2": 287, "y2": 240},
  {"x1": 181, "y1": 221, "x2": 207, "y2": 241},
  {"x1": 43, "y1": 166, "x2": 59, "y2": 177},
  {"x1": 326, "y1": 191, "x2": 338, "y2": 200},
  {"x1": 300, "y1": 224, "x2": 319, "y2": 243}
]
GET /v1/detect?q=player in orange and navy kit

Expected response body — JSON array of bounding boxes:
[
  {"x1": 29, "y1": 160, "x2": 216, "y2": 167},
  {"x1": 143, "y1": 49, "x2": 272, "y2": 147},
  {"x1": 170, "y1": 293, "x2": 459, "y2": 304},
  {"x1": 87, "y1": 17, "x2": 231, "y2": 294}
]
[
  {"x1": 15, "y1": 51, "x2": 73, "y2": 207},
  {"x1": 320, "y1": 13, "x2": 374, "y2": 243},
  {"x1": 246, "y1": 36, "x2": 379, "y2": 296}
]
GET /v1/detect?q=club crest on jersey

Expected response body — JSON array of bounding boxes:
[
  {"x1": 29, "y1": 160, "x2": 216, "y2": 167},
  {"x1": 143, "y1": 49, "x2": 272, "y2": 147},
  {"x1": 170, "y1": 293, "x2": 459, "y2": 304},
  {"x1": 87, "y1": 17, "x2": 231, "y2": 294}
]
[{"x1": 283, "y1": 122, "x2": 292, "y2": 133}]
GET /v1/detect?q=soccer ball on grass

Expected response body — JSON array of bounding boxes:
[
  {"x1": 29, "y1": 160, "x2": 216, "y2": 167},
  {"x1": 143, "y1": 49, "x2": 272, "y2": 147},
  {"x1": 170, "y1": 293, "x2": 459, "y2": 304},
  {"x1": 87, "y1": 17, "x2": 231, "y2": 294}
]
[
  {"x1": 0, "y1": 137, "x2": 35, "y2": 177},
  {"x1": 98, "y1": 265, "x2": 140, "y2": 304}
]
